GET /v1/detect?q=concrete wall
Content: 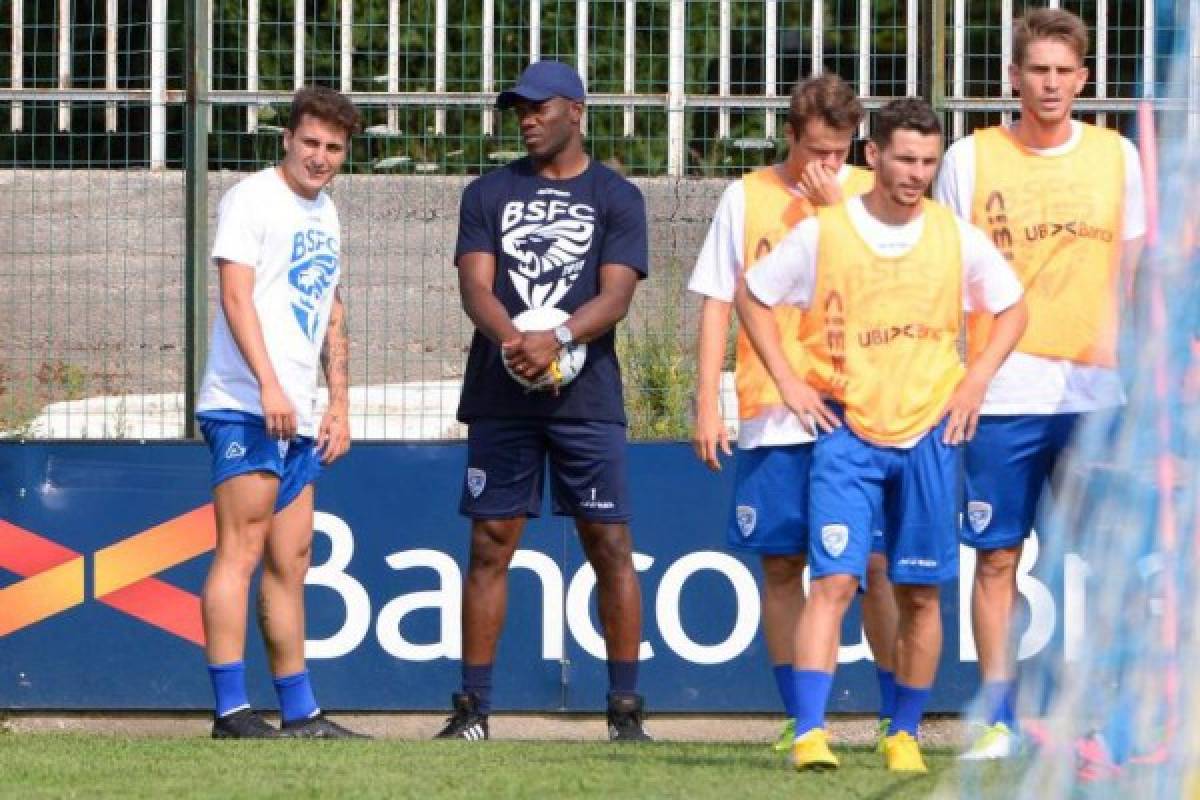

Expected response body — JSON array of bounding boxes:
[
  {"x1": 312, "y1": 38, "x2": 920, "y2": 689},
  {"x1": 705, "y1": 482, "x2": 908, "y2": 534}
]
[{"x1": 0, "y1": 170, "x2": 726, "y2": 406}]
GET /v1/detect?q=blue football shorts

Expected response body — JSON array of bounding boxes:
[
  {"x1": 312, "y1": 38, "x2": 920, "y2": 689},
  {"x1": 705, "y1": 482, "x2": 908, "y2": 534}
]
[
  {"x1": 808, "y1": 418, "x2": 961, "y2": 586},
  {"x1": 725, "y1": 443, "x2": 886, "y2": 558},
  {"x1": 460, "y1": 418, "x2": 630, "y2": 523},
  {"x1": 961, "y1": 412, "x2": 1082, "y2": 551},
  {"x1": 197, "y1": 411, "x2": 322, "y2": 513}
]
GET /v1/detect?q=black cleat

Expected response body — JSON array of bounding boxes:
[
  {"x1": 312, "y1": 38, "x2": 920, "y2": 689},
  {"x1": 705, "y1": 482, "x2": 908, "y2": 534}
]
[
  {"x1": 280, "y1": 713, "x2": 371, "y2": 739},
  {"x1": 607, "y1": 693, "x2": 652, "y2": 742},
  {"x1": 211, "y1": 708, "x2": 282, "y2": 739},
  {"x1": 433, "y1": 692, "x2": 490, "y2": 740}
]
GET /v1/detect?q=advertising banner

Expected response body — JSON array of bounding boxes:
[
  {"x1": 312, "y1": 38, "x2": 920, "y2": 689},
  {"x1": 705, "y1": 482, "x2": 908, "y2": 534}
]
[{"x1": 0, "y1": 443, "x2": 1079, "y2": 712}]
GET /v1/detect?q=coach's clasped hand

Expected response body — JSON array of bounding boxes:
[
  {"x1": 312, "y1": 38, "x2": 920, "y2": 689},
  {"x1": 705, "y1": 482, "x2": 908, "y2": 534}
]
[{"x1": 502, "y1": 330, "x2": 560, "y2": 383}]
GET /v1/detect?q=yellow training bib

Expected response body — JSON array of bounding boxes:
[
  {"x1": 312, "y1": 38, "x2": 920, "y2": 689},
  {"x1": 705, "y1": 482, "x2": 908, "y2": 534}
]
[
  {"x1": 807, "y1": 200, "x2": 964, "y2": 445},
  {"x1": 735, "y1": 165, "x2": 873, "y2": 420},
  {"x1": 967, "y1": 124, "x2": 1124, "y2": 367}
]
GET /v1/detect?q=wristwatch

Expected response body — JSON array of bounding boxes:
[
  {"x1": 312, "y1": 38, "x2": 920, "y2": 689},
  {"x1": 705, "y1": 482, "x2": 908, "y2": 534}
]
[{"x1": 553, "y1": 325, "x2": 574, "y2": 347}]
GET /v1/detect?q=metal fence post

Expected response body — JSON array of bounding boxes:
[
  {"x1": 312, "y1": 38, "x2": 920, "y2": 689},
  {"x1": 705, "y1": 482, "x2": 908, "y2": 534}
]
[
  {"x1": 185, "y1": 0, "x2": 210, "y2": 439},
  {"x1": 924, "y1": 0, "x2": 946, "y2": 114}
]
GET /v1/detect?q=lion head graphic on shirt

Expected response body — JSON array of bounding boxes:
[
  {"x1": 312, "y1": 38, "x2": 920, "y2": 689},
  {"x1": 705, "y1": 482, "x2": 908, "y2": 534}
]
[{"x1": 501, "y1": 217, "x2": 593, "y2": 310}]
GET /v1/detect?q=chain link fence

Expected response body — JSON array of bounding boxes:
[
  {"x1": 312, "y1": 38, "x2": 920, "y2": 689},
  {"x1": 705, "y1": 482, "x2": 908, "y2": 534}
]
[{"x1": 0, "y1": 0, "x2": 1191, "y2": 440}]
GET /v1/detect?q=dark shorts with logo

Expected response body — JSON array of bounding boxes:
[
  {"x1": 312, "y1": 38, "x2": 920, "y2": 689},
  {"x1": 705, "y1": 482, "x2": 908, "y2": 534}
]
[{"x1": 459, "y1": 418, "x2": 630, "y2": 523}]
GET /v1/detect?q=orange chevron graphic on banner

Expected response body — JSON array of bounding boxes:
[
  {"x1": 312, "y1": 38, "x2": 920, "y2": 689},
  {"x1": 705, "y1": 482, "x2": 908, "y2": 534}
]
[
  {"x1": 0, "y1": 520, "x2": 85, "y2": 636},
  {"x1": 0, "y1": 506, "x2": 217, "y2": 644},
  {"x1": 93, "y1": 505, "x2": 217, "y2": 645}
]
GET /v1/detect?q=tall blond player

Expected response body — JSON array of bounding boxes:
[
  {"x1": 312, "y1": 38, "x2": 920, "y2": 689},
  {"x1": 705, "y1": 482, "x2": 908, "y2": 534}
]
[{"x1": 935, "y1": 7, "x2": 1147, "y2": 760}]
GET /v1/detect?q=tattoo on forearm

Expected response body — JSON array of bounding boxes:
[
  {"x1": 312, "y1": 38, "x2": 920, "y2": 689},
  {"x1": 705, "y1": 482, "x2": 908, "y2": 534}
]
[{"x1": 321, "y1": 295, "x2": 350, "y2": 409}]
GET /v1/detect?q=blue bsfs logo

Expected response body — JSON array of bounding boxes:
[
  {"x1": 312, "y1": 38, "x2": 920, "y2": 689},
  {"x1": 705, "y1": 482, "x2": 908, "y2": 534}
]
[
  {"x1": 289, "y1": 253, "x2": 339, "y2": 341},
  {"x1": 735, "y1": 506, "x2": 757, "y2": 538}
]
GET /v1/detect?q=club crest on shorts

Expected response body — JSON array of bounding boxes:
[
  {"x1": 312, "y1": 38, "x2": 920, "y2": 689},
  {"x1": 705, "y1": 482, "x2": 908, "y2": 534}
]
[
  {"x1": 735, "y1": 505, "x2": 757, "y2": 538},
  {"x1": 967, "y1": 501, "x2": 993, "y2": 533},
  {"x1": 466, "y1": 467, "x2": 487, "y2": 499},
  {"x1": 821, "y1": 524, "x2": 849, "y2": 558},
  {"x1": 223, "y1": 441, "x2": 246, "y2": 460}
]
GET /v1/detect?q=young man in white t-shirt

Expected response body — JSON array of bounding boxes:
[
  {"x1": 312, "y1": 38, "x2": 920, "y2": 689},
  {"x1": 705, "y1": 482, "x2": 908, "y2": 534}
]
[
  {"x1": 688, "y1": 73, "x2": 899, "y2": 751},
  {"x1": 934, "y1": 8, "x2": 1146, "y2": 760},
  {"x1": 195, "y1": 86, "x2": 365, "y2": 739},
  {"x1": 736, "y1": 98, "x2": 1027, "y2": 772}
]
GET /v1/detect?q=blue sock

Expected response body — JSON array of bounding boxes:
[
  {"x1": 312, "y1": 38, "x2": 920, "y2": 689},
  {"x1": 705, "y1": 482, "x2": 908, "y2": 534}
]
[
  {"x1": 888, "y1": 683, "x2": 932, "y2": 737},
  {"x1": 773, "y1": 664, "x2": 798, "y2": 720},
  {"x1": 792, "y1": 669, "x2": 834, "y2": 736},
  {"x1": 463, "y1": 663, "x2": 493, "y2": 714},
  {"x1": 607, "y1": 660, "x2": 639, "y2": 697},
  {"x1": 877, "y1": 669, "x2": 897, "y2": 720},
  {"x1": 273, "y1": 670, "x2": 319, "y2": 724},
  {"x1": 208, "y1": 661, "x2": 249, "y2": 718},
  {"x1": 981, "y1": 680, "x2": 1017, "y2": 729}
]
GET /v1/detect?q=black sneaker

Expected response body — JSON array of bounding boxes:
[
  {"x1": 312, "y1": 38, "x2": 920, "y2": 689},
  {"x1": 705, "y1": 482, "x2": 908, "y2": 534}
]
[
  {"x1": 280, "y1": 713, "x2": 371, "y2": 739},
  {"x1": 433, "y1": 692, "x2": 489, "y2": 740},
  {"x1": 211, "y1": 708, "x2": 282, "y2": 739},
  {"x1": 607, "y1": 693, "x2": 652, "y2": 742}
]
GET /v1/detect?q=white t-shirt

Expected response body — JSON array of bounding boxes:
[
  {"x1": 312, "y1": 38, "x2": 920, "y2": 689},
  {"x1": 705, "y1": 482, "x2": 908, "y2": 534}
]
[
  {"x1": 934, "y1": 120, "x2": 1146, "y2": 414},
  {"x1": 745, "y1": 197, "x2": 1025, "y2": 448},
  {"x1": 197, "y1": 168, "x2": 343, "y2": 437},
  {"x1": 687, "y1": 166, "x2": 855, "y2": 448}
]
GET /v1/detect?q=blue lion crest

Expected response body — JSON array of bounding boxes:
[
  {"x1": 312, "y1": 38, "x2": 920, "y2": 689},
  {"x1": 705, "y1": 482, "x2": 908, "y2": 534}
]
[{"x1": 288, "y1": 253, "x2": 339, "y2": 341}]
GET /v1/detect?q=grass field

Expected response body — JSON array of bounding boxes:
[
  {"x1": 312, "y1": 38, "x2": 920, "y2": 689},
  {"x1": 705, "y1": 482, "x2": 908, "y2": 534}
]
[{"x1": 0, "y1": 735, "x2": 1018, "y2": 799}]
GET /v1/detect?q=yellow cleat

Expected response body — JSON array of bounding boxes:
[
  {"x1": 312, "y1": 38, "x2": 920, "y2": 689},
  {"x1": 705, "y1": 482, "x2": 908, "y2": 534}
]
[
  {"x1": 883, "y1": 731, "x2": 928, "y2": 773},
  {"x1": 772, "y1": 718, "x2": 796, "y2": 753},
  {"x1": 792, "y1": 728, "x2": 840, "y2": 771}
]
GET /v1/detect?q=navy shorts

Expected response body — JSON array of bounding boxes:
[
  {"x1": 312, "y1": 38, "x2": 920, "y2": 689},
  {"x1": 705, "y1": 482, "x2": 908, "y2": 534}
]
[
  {"x1": 809, "y1": 419, "x2": 961, "y2": 586},
  {"x1": 197, "y1": 411, "x2": 322, "y2": 513},
  {"x1": 962, "y1": 413, "x2": 1082, "y2": 551},
  {"x1": 460, "y1": 418, "x2": 630, "y2": 522},
  {"x1": 726, "y1": 444, "x2": 888, "y2": 558}
]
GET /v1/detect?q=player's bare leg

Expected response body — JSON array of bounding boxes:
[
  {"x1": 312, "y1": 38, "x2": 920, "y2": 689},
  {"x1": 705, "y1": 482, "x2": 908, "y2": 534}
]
[
  {"x1": 258, "y1": 485, "x2": 315, "y2": 677},
  {"x1": 971, "y1": 545, "x2": 1022, "y2": 686},
  {"x1": 577, "y1": 519, "x2": 650, "y2": 741},
  {"x1": 762, "y1": 554, "x2": 807, "y2": 665},
  {"x1": 960, "y1": 543, "x2": 1024, "y2": 758},
  {"x1": 255, "y1": 484, "x2": 366, "y2": 739},
  {"x1": 577, "y1": 521, "x2": 642, "y2": 660},
  {"x1": 863, "y1": 553, "x2": 898, "y2": 673},
  {"x1": 864, "y1": 552, "x2": 900, "y2": 740},
  {"x1": 201, "y1": 472, "x2": 280, "y2": 738},
  {"x1": 882, "y1": 584, "x2": 940, "y2": 771},
  {"x1": 435, "y1": 516, "x2": 526, "y2": 740},
  {"x1": 892, "y1": 585, "x2": 941, "y2": 690},
  {"x1": 794, "y1": 574, "x2": 858, "y2": 672},
  {"x1": 760, "y1": 554, "x2": 806, "y2": 748},
  {"x1": 462, "y1": 517, "x2": 528, "y2": 664},
  {"x1": 203, "y1": 472, "x2": 278, "y2": 666},
  {"x1": 790, "y1": 573, "x2": 857, "y2": 769}
]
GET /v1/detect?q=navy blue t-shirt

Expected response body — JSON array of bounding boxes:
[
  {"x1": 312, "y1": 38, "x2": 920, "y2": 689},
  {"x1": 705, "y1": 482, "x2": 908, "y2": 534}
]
[{"x1": 454, "y1": 158, "x2": 649, "y2": 423}]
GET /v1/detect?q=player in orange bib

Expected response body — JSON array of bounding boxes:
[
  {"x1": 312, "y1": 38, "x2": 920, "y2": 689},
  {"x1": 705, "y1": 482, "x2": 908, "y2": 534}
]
[
  {"x1": 736, "y1": 98, "x2": 1027, "y2": 773},
  {"x1": 934, "y1": 8, "x2": 1146, "y2": 760},
  {"x1": 688, "y1": 74, "x2": 899, "y2": 752}
]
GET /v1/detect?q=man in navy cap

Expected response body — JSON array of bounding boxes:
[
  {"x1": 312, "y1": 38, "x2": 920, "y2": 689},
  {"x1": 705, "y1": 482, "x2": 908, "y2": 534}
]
[{"x1": 434, "y1": 61, "x2": 651, "y2": 741}]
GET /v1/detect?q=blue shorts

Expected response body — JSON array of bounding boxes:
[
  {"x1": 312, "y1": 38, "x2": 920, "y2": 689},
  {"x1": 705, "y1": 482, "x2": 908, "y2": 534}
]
[
  {"x1": 460, "y1": 418, "x2": 630, "y2": 522},
  {"x1": 197, "y1": 411, "x2": 322, "y2": 513},
  {"x1": 962, "y1": 413, "x2": 1081, "y2": 551},
  {"x1": 726, "y1": 444, "x2": 886, "y2": 558},
  {"x1": 726, "y1": 444, "x2": 811, "y2": 556},
  {"x1": 809, "y1": 419, "x2": 960, "y2": 586}
]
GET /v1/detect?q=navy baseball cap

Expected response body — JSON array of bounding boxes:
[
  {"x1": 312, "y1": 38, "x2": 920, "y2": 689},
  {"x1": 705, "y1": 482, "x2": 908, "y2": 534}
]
[{"x1": 497, "y1": 60, "x2": 586, "y2": 109}]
